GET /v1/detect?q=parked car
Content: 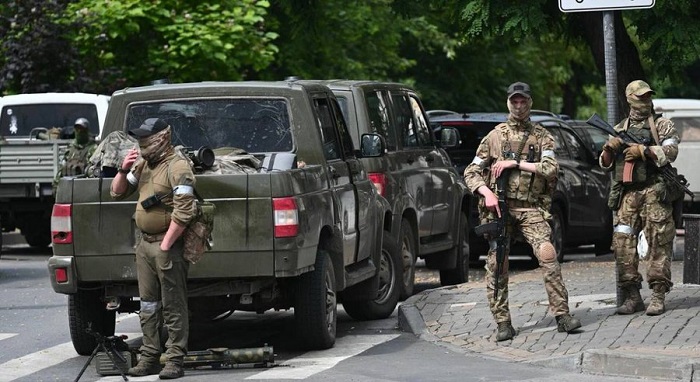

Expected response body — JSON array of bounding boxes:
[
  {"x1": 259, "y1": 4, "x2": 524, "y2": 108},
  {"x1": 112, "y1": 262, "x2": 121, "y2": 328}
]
[
  {"x1": 568, "y1": 119, "x2": 609, "y2": 156},
  {"x1": 305, "y1": 80, "x2": 470, "y2": 298},
  {"x1": 654, "y1": 98, "x2": 700, "y2": 213},
  {"x1": 430, "y1": 112, "x2": 613, "y2": 262}
]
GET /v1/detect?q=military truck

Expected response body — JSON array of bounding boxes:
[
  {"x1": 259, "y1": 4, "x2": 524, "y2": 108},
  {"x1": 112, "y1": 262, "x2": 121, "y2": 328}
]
[
  {"x1": 0, "y1": 93, "x2": 109, "y2": 249},
  {"x1": 47, "y1": 81, "x2": 402, "y2": 354}
]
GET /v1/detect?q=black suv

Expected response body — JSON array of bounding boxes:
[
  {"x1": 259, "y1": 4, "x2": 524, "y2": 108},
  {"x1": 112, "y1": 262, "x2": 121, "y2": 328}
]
[
  {"x1": 430, "y1": 112, "x2": 613, "y2": 261},
  {"x1": 305, "y1": 80, "x2": 470, "y2": 298}
]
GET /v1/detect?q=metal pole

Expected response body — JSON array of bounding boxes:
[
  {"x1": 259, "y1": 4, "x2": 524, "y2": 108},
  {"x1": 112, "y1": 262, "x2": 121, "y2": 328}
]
[
  {"x1": 603, "y1": 11, "x2": 619, "y2": 124},
  {"x1": 603, "y1": 11, "x2": 624, "y2": 307}
]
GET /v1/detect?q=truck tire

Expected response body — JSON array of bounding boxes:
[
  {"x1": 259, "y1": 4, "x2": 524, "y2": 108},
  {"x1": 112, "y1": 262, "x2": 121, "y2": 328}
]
[
  {"x1": 440, "y1": 211, "x2": 470, "y2": 286},
  {"x1": 398, "y1": 219, "x2": 416, "y2": 300},
  {"x1": 594, "y1": 211, "x2": 613, "y2": 256},
  {"x1": 343, "y1": 230, "x2": 401, "y2": 320},
  {"x1": 294, "y1": 251, "x2": 336, "y2": 350},
  {"x1": 24, "y1": 232, "x2": 51, "y2": 248},
  {"x1": 68, "y1": 288, "x2": 116, "y2": 355}
]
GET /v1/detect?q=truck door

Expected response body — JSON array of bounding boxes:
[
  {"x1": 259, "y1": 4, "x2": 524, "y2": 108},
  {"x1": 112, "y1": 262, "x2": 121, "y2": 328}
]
[{"x1": 314, "y1": 96, "x2": 363, "y2": 266}]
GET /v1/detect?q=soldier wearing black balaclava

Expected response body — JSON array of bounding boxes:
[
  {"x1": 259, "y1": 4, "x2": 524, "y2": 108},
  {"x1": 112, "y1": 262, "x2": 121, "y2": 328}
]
[{"x1": 600, "y1": 80, "x2": 680, "y2": 316}]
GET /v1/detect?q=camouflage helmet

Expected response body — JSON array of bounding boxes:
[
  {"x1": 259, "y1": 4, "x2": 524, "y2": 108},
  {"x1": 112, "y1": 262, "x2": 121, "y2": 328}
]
[
  {"x1": 625, "y1": 80, "x2": 655, "y2": 97},
  {"x1": 74, "y1": 118, "x2": 90, "y2": 130}
]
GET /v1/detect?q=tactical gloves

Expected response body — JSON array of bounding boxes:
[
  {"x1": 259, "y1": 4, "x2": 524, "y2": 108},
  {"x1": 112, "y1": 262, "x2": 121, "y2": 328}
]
[
  {"x1": 623, "y1": 144, "x2": 647, "y2": 162},
  {"x1": 602, "y1": 137, "x2": 624, "y2": 153}
]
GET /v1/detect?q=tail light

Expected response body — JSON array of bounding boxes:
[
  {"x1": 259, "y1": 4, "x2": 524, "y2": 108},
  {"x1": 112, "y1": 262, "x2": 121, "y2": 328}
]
[
  {"x1": 51, "y1": 204, "x2": 73, "y2": 244},
  {"x1": 368, "y1": 172, "x2": 387, "y2": 196},
  {"x1": 273, "y1": 197, "x2": 298, "y2": 238}
]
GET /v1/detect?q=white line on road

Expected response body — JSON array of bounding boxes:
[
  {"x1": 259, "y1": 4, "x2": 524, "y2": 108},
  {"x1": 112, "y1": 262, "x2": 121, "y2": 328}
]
[
  {"x1": 0, "y1": 333, "x2": 142, "y2": 382},
  {"x1": 246, "y1": 334, "x2": 399, "y2": 380},
  {"x1": 0, "y1": 333, "x2": 17, "y2": 341}
]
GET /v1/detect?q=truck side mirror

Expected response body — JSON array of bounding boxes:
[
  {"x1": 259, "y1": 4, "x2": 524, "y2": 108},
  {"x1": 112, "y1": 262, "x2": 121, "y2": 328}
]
[
  {"x1": 359, "y1": 133, "x2": 385, "y2": 157},
  {"x1": 440, "y1": 126, "x2": 460, "y2": 148}
]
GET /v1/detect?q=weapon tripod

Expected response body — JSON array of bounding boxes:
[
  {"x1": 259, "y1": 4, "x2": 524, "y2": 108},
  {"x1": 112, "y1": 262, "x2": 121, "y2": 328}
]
[{"x1": 74, "y1": 324, "x2": 131, "y2": 382}]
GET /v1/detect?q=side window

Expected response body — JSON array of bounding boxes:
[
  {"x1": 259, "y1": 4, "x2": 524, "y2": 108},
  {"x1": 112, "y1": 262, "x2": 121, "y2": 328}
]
[
  {"x1": 547, "y1": 128, "x2": 570, "y2": 160},
  {"x1": 330, "y1": 98, "x2": 355, "y2": 159},
  {"x1": 409, "y1": 95, "x2": 432, "y2": 146},
  {"x1": 314, "y1": 97, "x2": 341, "y2": 161},
  {"x1": 391, "y1": 93, "x2": 420, "y2": 148},
  {"x1": 560, "y1": 128, "x2": 588, "y2": 161},
  {"x1": 365, "y1": 91, "x2": 395, "y2": 150}
]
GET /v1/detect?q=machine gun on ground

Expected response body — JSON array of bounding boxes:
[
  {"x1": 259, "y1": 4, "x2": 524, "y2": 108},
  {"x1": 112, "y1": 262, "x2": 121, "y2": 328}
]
[
  {"x1": 473, "y1": 173, "x2": 509, "y2": 299},
  {"x1": 74, "y1": 324, "x2": 132, "y2": 382},
  {"x1": 586, "y1": 113, "x2": 692, "y2": 200}
]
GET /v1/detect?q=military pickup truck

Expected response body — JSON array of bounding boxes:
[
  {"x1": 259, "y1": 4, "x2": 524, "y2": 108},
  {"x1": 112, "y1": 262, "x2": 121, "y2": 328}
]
[
  {"x1": 47, "y1": 81, "x2": 402, "y2": 354},
  {"x1": 0, "y1": 93, "x2": 109, "y2": 249}
]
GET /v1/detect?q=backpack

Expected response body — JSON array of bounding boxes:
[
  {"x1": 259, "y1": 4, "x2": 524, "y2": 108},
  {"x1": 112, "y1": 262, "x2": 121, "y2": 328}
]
[{"x1": 86, "y1": 131, "x2": 138, "y2": 177}]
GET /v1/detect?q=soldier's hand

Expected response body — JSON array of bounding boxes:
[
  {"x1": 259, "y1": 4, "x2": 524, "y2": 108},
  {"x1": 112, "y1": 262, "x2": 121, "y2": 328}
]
[
  {"x1": 623, "y1": 144, "x2": 647, "y2": 162},
  {"x1": 602, "y1": 137, "x2": 624, "y2": 153},
  {"x1": 121, "y1": 148, "x2": 139, "y2": 171},
  {"x1": 478, "y1": 186, "x2": 501, "y2": 218}
]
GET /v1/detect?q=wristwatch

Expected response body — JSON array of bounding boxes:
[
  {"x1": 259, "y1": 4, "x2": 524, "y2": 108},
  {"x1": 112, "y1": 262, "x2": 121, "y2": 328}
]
[{"x1": 118, "y1": 168, "x2": 130, "y2": 174}]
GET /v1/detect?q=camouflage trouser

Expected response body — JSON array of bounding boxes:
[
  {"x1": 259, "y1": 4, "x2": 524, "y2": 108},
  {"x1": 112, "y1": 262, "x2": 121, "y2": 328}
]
[
  {"x1": 485, "y1": 209, "x2": 570, "y2": 323},
  {"x1": 613, "y1": 184, "x2": 674, "y2": 292},
  {"x1": 135, "y1": 237, "x2": 189, "y2": 364}
]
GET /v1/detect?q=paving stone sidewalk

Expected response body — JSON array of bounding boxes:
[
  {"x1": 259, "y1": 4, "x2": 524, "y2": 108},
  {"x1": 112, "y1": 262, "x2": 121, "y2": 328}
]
[{"x1": 399, "y1": 256, "x2": 700, "y2": 381}]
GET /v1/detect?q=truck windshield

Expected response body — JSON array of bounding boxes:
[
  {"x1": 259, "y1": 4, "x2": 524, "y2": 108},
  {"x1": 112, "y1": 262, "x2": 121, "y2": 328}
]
[
  {"x1": 0, "y1": 103, "x2": 100, "y2": 138},
  {"x1": 127, "y1": 98, "x2": 293, "y2": 153}
]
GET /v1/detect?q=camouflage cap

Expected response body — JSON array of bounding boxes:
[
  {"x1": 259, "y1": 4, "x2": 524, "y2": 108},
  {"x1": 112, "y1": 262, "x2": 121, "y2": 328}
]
[
  {"x1": 626, "y1": 80, "x2": 655, "y2": 96},
  {"x1": 507, "y1": 82, "x2": 531, "y2": 99}
]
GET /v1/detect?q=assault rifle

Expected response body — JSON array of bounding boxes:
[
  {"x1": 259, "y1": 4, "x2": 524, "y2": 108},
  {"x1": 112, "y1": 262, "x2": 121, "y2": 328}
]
[
  {"x1": 473, "y1": 172, "x2": 509, "y2": 300},
  {"x1": 586, "y1": 113, "x2": 692, "y2": 199}
]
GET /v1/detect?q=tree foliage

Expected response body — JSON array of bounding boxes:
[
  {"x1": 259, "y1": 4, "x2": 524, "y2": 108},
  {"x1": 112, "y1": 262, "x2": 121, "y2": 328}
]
[{"x1": 63, "y1": 0, "x2": 279, "y2": 91}]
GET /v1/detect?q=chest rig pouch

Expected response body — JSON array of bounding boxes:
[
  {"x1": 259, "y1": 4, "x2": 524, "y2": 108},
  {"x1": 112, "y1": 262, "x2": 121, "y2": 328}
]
[{"x1": 613, "y1": 118, "x2": 654, "y2": 184}]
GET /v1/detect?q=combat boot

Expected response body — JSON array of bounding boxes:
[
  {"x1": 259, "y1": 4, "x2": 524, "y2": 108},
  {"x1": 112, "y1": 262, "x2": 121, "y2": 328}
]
[
  {"x1": 127, "y1": 358, "x2": 161, "y2": 376},
  {"x1": 555, "y1": 314, "x2": 582, "y2": 333},
  {"x1": 646, "y1": 285, "x2": 667, "y2": 316},
  {"x1": 495, "y1": 321, "x2": 516, "y2": 342},
  {"x1": 159, "y1": 361, "x2": 185, "y2": 379},
  {"x1": 616, "y1": 285, "x2": 645, "y2": 315}
]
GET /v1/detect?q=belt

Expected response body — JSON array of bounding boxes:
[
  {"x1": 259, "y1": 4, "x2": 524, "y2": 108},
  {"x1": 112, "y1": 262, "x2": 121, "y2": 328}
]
[{"x1": 142, "y1": 232, "x2": 166, "y2": 243}]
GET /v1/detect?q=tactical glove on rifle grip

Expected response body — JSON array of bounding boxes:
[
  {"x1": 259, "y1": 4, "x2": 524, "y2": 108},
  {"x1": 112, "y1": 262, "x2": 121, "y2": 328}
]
[
  {"x1": 602, "y1": 137, "x2": 624, "y2": 153},
  {"x1": 623, "y1": 144, "x2": 646, "y2": 162}
]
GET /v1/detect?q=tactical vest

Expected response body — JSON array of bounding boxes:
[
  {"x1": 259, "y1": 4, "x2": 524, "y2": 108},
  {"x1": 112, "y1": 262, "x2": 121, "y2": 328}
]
[
  {"x1": 487, "y1": 123, "x2": 553, "y2": 204},
  {"x1": 612, "y1": 118, "x2": 658, "y2": 184},
  {"x1": 61, "y1": 142, "x2": 96, "y2": 176}
]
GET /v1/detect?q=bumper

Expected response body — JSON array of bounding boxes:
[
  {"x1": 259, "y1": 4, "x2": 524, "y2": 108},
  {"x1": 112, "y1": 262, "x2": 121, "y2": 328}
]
[{"x1": 47, "y1": 256, "x2": 78, "y2": 294}]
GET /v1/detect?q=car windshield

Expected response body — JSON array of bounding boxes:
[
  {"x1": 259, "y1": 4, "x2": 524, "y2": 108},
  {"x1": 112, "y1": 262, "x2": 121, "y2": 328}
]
[
  {"x1": 0, "y1": 103, "x2": 100, "y2": 137},
  {"x1": 127, "y1": 98, "x2": 293, "y2": 152},
  {"x1": 671, "y1": 117, "x2": 700, "y2": 142}
]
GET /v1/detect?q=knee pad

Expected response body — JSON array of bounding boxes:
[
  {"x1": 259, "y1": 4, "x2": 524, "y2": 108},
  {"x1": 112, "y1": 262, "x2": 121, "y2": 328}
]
[
  {"x1": 539, "y1": 242, "x2": 556, "y2": 262},
  {"x1": 140, "y1": 300, "x2": 161, "y2": 314}
]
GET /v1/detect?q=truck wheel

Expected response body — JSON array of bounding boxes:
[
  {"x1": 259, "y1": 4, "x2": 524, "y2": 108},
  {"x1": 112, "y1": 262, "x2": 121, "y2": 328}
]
[
  {"x1": 440, "y1": 211, "x2": 470, "y2": 286},
  {"x1": 294, "y1": 251, "x2": 336, "y2": 350},
  {"x1": 68, "y1": 288, "x2": 116, "y2": 355},
  {"x1": 398, "y1": 219, "x2": 416, "y2": 300},
  {"x1": 594, "y1": 211, "x2": 613, "y2": 256},
  {"x1": 24, "y1": 232, "x2": 51, "y2": 248},
  {"x1": 550, "y1": 205, "x2": 565, "y2": 263},
  {"x1": 343, "y1": 230, "x2": 401, "y2": 320}
]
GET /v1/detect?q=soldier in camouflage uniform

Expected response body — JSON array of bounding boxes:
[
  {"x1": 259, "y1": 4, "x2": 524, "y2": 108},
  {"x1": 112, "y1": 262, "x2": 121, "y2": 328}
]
[
  {"x1": 53, "y1": 118, "x2": 97, "y2": 188},
  {"x1": 111, "y1": 118, "x2": 196, "y2": 379},
  {"x1": 599, "y1": 80, "x2": 679, "y2": 316},
  {"x1": 464, "y1": 82, "x2": 581, "y2": 341}
]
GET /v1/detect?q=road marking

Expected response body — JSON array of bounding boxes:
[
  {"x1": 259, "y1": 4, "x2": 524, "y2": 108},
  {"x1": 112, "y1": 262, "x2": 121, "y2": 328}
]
[
  {"x1": 0, "y1": 333, "x2": 142, "y2": 382},
  {"x1": 0, "y1": 334, "x2": 17, "y2": 341},
  {"x1": 246, "y1": 334, "x2": 399, "y2": 380}
]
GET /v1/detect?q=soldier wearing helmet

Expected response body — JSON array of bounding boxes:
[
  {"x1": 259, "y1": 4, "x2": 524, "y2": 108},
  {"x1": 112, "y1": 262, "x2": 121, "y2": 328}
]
[
  {"x1": 54, "y1": 118, "x2": 97, "y2": 188},
  {"x1": 464, "y1": 82, "x2": 581, "y2": 342},
  {"x1": 600, "y1": 80, "x2": 680, "y2": 316}
]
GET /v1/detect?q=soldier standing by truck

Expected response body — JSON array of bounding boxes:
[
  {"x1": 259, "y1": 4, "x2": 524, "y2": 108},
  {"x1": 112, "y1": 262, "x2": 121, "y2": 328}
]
[
  {"x1": 110, "y1": 117, "x2": 196, "y2": 379},
  {"x1": 463, "y1": 82, "x2": 581, "y2": 341},
  {"x1": 53, "y1": 118, "x2": 97, "y2": 189},
  {"x1": 599, "y1": 80, "x2": 680, "y2": 316}
]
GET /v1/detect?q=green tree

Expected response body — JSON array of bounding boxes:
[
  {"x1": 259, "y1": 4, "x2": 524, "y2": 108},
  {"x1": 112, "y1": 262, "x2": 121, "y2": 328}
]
[{"x1": 63, "y1": 0, "x2": 279, "y2": 91}]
